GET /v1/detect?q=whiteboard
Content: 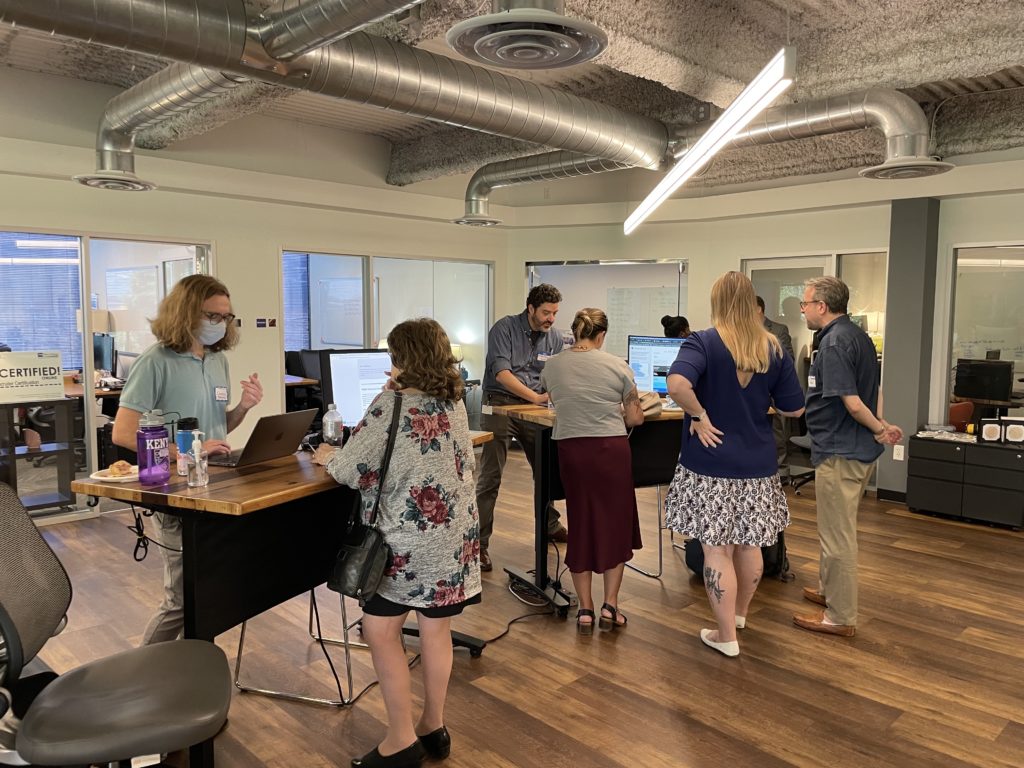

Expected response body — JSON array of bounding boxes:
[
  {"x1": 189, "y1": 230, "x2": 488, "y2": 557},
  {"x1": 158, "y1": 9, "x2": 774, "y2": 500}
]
[{"x1": 530, "y1": 262, "x2": 686, "y2": 358}]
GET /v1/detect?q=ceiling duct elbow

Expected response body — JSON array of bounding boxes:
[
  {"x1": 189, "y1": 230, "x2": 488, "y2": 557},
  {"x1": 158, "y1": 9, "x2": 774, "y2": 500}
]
[
  {"x1": 454, "y1": 151, "x2": 633, "y2": 225},
  {"x1": 675, "y1": 88, "x2": 953, "y2": 180},
  {"x1": 447, "y1": 0, "x2": 607, "y2": 70}
]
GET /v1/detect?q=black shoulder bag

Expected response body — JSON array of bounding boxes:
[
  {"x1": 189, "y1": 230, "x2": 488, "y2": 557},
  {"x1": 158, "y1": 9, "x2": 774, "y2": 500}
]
[{"x1": 327, "y1": 392, "x2": 403, "y2": 603}]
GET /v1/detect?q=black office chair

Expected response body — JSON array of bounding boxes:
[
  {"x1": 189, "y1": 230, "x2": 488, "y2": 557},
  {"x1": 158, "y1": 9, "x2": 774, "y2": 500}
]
[
  {"x1": 0, "y1": 482, "x2": 232, "y2": 767},
  {"x1": 788, "y1": 434, "x2": 815, "y2": 495},
  {"x1": 25, "y1": 401, "x2": 87, "y2": 471}
]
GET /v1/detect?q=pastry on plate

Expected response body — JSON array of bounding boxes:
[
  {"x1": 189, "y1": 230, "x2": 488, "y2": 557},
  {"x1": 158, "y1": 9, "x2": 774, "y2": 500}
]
[{"x1": 107, "y1": 459, "x2": 135, "y2": 477}]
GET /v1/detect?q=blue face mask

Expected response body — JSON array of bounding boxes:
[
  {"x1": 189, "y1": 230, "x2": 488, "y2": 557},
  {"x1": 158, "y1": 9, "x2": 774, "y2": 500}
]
[{"x1": 197, "y1": 319, "x2": 227, "y2": 347}]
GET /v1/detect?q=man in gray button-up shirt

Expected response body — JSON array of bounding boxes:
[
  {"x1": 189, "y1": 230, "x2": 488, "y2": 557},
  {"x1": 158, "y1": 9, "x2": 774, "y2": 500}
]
[{"x1": 476, "y1": 284, "x2": 565, "y2": 570}]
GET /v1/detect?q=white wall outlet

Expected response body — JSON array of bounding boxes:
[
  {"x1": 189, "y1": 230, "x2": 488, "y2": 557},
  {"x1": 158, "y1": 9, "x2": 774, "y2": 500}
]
[{"x1": 892, "y1": 444, "x2": 905, "y2": 461}]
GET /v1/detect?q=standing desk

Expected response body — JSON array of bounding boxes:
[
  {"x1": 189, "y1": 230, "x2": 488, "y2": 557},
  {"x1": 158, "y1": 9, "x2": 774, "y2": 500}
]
[
  {"x1": 491, "y1": 405, "x2": 684, "y2": 615},
  {"x1": 71, "y1": 432, "x2": 492, "y2": 768}
]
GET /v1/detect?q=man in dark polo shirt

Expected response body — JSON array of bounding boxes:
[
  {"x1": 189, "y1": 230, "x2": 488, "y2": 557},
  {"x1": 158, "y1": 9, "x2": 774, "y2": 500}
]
[
  {"x1": 476, "y1": 284, "x2": 567, "y2": 571},
  {"x1": 793, "y1": 276, "x2": 902, "y2": 637}
]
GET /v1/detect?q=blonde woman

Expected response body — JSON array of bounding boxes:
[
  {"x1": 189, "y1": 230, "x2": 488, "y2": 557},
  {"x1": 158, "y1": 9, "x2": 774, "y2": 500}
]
[
  {"x1": 541, "y1": 308, "x2": 644, "y2": 634},
  {"x1": 664, "y1": 272, "x2": 804, "y2": 657}
]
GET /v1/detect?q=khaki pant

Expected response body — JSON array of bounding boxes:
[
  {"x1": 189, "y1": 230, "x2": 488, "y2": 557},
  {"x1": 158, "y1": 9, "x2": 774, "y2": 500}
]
[
  {"x1": 475, "y1": 392, "x2": 562, "y2": 549},
  {"x1": 814, "y1": 455, "x2": 874, "y2": 626},
  {"x1": 141, "y1": 511, "x2": 185, "y2": 645}
]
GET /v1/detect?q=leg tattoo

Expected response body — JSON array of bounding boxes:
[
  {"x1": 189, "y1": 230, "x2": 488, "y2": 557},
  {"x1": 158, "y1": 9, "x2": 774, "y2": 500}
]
[{"x1": 704, "y1": 567, "x2": 724, "y2": 603}]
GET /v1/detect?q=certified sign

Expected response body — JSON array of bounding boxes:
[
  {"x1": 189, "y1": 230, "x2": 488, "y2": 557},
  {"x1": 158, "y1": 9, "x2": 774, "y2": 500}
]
[{"x1": 0, "y1": 351, "x2": 65, "y2": 404}]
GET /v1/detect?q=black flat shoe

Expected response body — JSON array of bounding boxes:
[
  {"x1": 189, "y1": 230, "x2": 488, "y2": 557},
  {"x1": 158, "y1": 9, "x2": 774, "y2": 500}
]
[
  {"x1": 351, "y1": 741, "x2": 426, "y2": 768},
  {"x1": 418, "y1": 726, "x2": 451, "y2": 760}
]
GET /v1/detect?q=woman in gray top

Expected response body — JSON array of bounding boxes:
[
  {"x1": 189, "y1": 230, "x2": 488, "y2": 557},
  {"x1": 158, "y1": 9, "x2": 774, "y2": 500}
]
[
  {"x1": 541, "y1": 308, "x2": 645, "y2": 634},
  {"x1": 314, "y1": 318, "x2": 481, "y2": 768}
]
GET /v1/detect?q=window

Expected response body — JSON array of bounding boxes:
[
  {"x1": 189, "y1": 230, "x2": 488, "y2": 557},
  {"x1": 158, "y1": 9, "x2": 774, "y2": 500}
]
[
  {"x1": 952, "y1": 245, "x2": 1024, "y2": 368},
  {"x1": 0, "y1": 231, "x2": 83, "y2": 368},
  {"x1": 282, "y1": 252, "x2": 311, "y2": 350},
  {"x1": 838, "y1": 251, "x2": 887, "y2": 355}
]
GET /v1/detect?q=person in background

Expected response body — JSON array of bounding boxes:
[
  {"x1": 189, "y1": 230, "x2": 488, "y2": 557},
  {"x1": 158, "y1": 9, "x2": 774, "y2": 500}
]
[
  {"x1": 665, "y1": 272, "x2": 805, "y2": 657},
  {"x1": 314, "y1": 318, "x2": 481, "y2": 768},
  {"x1": 756, "y1": 295, "x2": 796, "y2": 473},
  {"x1": 794, "y1": 276, "x2": 902, "y2": 638},
  {"x1": 541, "y1": 308, "x2": 644, "y2": 634},
  {"x1": 112, "y1": 274, "x2": 262, "y2": 645},
  {"x1": 475, "y1": 283, "x2": 567, "y2": 573},
  {"x1": 661, "y1": 314, "x2": 691, "y2": 338}
]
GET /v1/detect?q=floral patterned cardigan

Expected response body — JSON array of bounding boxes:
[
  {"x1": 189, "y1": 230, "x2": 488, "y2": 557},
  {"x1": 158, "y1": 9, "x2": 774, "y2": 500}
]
[{"x1": 325, "y1": 390, "x2": 482, "y2": 609}]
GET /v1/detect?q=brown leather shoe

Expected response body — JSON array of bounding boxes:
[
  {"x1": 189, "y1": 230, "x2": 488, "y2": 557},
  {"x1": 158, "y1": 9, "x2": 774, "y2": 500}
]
[
  {"x1": 802, "y1": 587, "x2": 827, "y2": 607},
  {"x1": 479, "y1": 548, "x2": 492, "y2": 572},
  {"x1": 548, "y1": 526, "x2": 569, "y2": 544},
  {"x1": 792, "y1": 611, "x2": 855, "y2": 637}
]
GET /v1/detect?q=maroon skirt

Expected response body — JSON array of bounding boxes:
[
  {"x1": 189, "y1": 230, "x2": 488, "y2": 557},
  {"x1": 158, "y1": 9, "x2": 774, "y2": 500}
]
[{"x1": 557, "y1": 436, "x2": 642, "y2": 573}]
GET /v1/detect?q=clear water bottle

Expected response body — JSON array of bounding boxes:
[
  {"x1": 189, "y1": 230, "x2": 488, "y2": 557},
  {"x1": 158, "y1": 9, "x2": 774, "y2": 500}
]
[
  {"x1": 175, "y1": 416, "x2": 198, "y2": 476},
  {"x1": 322, "y1": 404, "x2": 344, "y2": 446},
  {"x1": 137, "y1": 410, "x2": 170, "y2": 486}
]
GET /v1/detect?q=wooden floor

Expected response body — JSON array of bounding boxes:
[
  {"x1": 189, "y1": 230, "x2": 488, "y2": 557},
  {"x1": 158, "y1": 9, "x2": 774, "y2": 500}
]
[{"x1": 36, "y1": 451, "x2": 1024, "y2": 768}]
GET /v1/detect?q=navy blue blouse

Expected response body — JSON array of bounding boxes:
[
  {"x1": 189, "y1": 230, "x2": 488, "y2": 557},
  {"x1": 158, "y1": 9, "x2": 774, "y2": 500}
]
[{"x1": 669, "y1": 328, "x2": 804, "y2": 479}]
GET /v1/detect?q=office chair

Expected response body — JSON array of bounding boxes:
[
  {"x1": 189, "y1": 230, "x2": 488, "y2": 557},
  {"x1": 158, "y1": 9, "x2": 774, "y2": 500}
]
[
  {"x1": 0, "y1": 482, "x2": 231, "y2": 767},
  {"x1": 788, "y1": 434, "x2": 815, "y2": 495},
  {"x1": 25, "y1": 401, "x2": 87, "y2": 471}
]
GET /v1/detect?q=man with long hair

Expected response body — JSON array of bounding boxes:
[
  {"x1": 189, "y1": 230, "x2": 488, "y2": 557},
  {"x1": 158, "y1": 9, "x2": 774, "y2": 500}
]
[
  {"x1": 794, "y1": 276, "x2": 901, "y2": 637},
  {"x1": 112, "y1": 274, "x2": 263, "y2": 644},
  {"x1": 475, "y1": 283, "x2": 567, "y2": 571}
]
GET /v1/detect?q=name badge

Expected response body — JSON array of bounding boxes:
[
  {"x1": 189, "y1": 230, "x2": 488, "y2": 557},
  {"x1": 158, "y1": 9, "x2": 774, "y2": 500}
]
[
  {"x1": 537, "y1": 354, "x2": 551, "y2": 362},
  {"x1": 481, "y1": 404, "x2": 494, "y2": 415},
  {"x1": 807, "y1": 375, "x2": 817, "y2": 388},
  {"x1": 214, "y1": 386, "x2": 229, "y2": 402}
]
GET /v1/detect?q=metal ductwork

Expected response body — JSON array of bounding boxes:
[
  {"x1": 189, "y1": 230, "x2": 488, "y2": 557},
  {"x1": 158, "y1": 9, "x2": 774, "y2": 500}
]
[
  {"x1": 447, "y1": 0, "x2": 607, "y2": 70},
  {"x1": 675, "y1": 88, "x2": 954, "y2": 180},
  {"x1": 1, "y1": 0, "x2": 668, "y2": 187},
  {"x1": 454, "y1": 151, "x2": 633, "y2": 226},
  {"x1": 74, "y1": 0, "x2": 428, "y2": 190}
]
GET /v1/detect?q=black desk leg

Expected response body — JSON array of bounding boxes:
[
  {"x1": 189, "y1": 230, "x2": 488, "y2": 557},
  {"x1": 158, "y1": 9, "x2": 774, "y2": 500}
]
[{"x1": 504, "y1": 423, "x2": 572, "y2": 616}]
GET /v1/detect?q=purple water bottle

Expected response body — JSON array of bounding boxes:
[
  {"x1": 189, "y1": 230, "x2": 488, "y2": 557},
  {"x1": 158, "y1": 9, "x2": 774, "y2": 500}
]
[{"x1": 137, "y1": 410, "x2": 171, "y2": 486}]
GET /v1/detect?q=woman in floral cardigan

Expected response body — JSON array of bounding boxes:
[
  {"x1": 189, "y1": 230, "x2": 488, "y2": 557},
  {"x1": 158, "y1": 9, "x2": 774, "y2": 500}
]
[{"x1": 314, "y1": 318, "x2": 481, "y2": 768}]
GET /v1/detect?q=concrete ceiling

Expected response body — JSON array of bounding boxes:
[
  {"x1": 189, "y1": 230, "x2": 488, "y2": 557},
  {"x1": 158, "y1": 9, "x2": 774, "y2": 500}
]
[{"x1": 1, "y1": 0, "x2": 1022, "y2": 195}]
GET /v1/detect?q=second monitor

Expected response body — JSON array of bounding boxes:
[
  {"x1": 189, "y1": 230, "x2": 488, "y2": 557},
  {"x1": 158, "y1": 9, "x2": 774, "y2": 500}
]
[
  {"x1": 319, "y1": 348, "x2": 394, "y2": 426},
  {"x1": 627, "y1": 335, "x2": 686, "y2": 395}
]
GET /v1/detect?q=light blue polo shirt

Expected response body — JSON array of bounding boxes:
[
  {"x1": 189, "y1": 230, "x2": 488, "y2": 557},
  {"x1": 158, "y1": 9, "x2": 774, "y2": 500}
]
[{"x1": 118, "y1": 344, "x2": 230, "y2": 441}]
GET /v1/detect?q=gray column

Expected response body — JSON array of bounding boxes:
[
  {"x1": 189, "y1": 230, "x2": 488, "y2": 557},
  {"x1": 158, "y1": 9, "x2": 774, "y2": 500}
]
[{"x1": 877, "y1": 198, "x2": 940, "y2": 499}]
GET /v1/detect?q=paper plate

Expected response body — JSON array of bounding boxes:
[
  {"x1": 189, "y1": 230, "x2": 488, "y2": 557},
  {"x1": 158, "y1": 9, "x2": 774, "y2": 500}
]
[{"x1": 89, "y1": 466, "x2": 140, "y2": 483}]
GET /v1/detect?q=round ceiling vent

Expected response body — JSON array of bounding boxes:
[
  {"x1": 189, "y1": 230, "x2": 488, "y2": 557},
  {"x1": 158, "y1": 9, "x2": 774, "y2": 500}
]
[
  {"x1": 452, "y1": 213, "x2": 503, "y2": 227},
  {"x1": 447, "y1": 9, "x2": 607, "y2": 69},
  {"x1": 859, "y1": 158, "x2": 954, "y2": 180},
  {"x1": 72, "y1": 170, "x2": 157, "y2": 191}
]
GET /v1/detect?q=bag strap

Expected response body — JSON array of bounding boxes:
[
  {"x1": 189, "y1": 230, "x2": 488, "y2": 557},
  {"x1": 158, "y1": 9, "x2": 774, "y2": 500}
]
[{"x1": 366, "y1": 391, "x2": 403, "y2": 528}]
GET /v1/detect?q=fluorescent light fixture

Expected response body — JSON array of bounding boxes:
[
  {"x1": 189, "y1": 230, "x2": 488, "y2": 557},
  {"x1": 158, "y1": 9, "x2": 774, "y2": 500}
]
[
  {"x1": 14, "y1": 239, "x2": 80, "y2": 250},
  {"x1": 624, "y1": 46, "x2": 796, "y2": 235}
]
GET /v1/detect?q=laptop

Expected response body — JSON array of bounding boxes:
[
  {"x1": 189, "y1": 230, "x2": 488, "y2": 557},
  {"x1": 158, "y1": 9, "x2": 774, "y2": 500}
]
[{"x1": 207, "y1": 409, "x2": 317, "y2": 467}]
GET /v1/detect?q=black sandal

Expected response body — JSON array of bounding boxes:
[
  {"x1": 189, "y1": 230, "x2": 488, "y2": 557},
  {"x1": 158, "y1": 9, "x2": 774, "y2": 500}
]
[
  {"x1": 599, "y1": 603, "x2": 628, "y2": 630},
  {"x1": 576, "y1": 608, "x2": 595, "y2": 635}
]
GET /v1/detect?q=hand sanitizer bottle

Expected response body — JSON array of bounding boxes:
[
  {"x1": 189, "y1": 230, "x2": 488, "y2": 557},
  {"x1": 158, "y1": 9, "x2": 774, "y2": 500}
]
[{"x1": 187, "y1": 430, "x2": 209, "y2": 488}]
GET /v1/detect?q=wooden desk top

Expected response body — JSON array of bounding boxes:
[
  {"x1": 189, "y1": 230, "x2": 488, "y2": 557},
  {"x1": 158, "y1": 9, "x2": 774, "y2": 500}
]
[
  {"x1": 64, "y1": 382, "x2": 123, "y2": 399},
  {"x1": 72, "y1": 431, "x2": 493, "y2": 515},
  {"x1": 491, "y1": 404, "x2": 684, "y2": 427},
  {"x1": 285, "y1": 374, "x2": 319, "y2": 387}
]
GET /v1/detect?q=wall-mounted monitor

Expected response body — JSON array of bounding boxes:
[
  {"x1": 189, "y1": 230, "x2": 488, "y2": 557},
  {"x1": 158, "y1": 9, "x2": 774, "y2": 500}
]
[
  {"x1": 319, "y1": 348, "x2": 393, "y2": 426},
  {"x1": 627, "y1": 335, "x2": 685, "y2": 395}
]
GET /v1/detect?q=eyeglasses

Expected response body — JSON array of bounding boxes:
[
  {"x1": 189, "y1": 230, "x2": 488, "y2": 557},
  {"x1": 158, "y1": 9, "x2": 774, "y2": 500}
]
[
  {"x1": 202, "y1": 311, "x2": 236, "y2": 324},
  {"x1": 798, "y1": 299, "x2": 823, "y2": 310}
]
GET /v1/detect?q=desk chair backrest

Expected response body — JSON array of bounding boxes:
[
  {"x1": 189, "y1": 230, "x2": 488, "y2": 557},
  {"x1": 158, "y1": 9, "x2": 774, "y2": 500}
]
[
  {"x1": 0, "y1": 483, "x2": 71, "y2": 686},
  {"x1": 299, "y1": 349, "x2": 322, "y2": 381}
]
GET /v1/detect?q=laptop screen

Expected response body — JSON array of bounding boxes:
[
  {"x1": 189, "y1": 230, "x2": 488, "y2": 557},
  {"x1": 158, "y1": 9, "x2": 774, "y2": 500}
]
[{"x1": 627, "y1": 335, "x2": 685, "y2": 394}]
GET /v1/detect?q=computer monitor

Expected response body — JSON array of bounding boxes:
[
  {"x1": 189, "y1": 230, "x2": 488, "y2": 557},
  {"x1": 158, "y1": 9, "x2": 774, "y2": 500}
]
[
  {"x1": 954, "y1": 359, "x2": 1013, "y2": 402},
  {"x1": 627, "y1": 335, "x2": 686, "y2": 395},
  {"x1": 93, "y1": 333, "x2": 115, "y2": 372},
  {"x1": 115, "y1": 351, "x2": 140, "y2": 381},
  {"x1": 319, "y1": 348, "x2": 393, "y2": 426}
]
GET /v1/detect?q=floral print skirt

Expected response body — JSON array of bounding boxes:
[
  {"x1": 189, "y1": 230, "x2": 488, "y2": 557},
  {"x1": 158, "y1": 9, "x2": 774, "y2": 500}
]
[{"x1": 664, "y1": 464, "x2": 789, "y2": 547}]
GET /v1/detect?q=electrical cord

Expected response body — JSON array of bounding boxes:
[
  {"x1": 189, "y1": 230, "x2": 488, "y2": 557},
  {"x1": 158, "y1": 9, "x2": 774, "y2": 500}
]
[{"x1": 125, "y1": 505, "x2": 181, "y2": 561}]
